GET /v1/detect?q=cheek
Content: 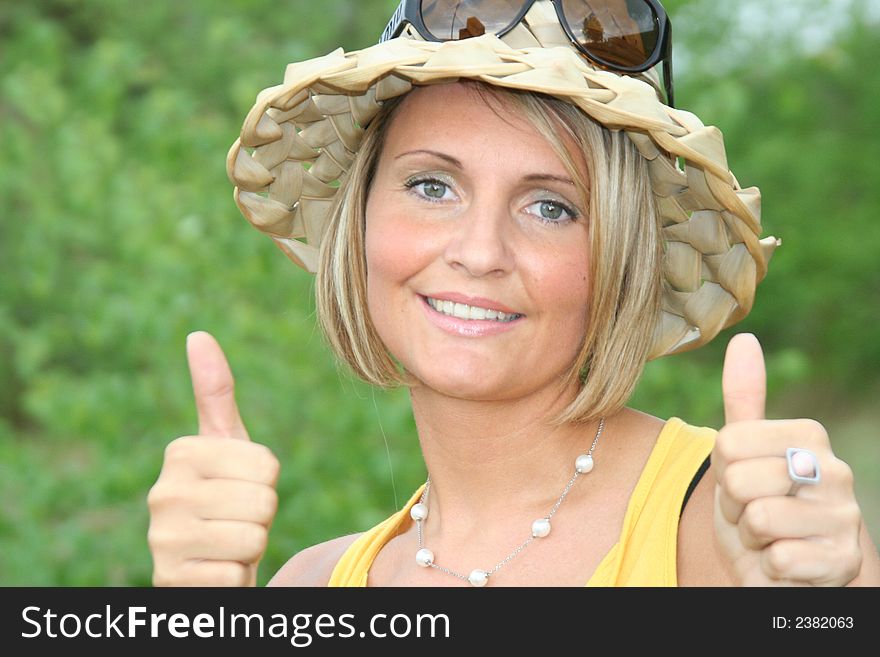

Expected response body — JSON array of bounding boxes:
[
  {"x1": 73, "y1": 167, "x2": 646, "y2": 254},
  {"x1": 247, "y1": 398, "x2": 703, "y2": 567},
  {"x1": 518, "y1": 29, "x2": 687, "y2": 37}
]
[
  {"x1": 562, "y1": 275, "x2": 592, "y2": 349},
  {"x1": 523, "y1": 236, "x2": 592, "y2": 344},
  {"x1": 364, "y1": 200, "x2": 438, "y2": 329},
  {"x1": 365, "y1": 193, "x2": 440, "y2": 281},
  {"x1": 526, "y1": 230, "x2": 590, "y2": 298},
  {"x1": 367, "y1": 210, "x2": 416, "y2": 293}
]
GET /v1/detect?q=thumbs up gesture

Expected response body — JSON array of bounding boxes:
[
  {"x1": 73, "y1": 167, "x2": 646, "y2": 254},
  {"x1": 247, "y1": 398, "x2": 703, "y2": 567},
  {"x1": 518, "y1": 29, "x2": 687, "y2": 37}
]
[
  {"x1": 711, "y1": 333, "x2": 864, "y2": 586},
  {"x1": 148, "y1": 331, "x2": 280, "y2": 586}
]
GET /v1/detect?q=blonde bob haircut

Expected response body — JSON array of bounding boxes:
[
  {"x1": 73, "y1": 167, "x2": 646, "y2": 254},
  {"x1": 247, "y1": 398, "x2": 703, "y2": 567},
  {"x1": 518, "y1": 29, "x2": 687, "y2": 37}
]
[{"x1": 316, "y1": 81, "x2": 662, "y2": 425}]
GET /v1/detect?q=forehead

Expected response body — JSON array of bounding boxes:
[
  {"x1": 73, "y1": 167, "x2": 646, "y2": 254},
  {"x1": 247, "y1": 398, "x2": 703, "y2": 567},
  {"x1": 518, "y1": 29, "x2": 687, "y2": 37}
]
[
  {"x1": 392, "y1": 81, "x2": 529, "y2": 129},
  {"x1": 381, "y1": 82, "x2": 587, "y2": 179}
]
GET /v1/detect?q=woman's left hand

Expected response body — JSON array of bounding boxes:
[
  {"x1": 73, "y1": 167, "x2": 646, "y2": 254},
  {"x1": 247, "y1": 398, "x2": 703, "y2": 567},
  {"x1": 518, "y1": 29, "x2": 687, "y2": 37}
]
[{"x1": 711, "y1": 333, "x2": 864, "y2": 586}]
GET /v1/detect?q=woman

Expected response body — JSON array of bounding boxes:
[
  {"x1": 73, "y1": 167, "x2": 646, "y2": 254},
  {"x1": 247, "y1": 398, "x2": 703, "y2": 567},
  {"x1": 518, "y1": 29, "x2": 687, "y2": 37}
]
[{"x1": 148, "y1": 0, "x2": 880, "y2": 586}]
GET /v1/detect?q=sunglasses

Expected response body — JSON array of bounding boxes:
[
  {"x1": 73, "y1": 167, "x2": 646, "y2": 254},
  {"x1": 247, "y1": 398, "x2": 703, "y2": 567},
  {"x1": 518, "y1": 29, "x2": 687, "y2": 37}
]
[{"x1": 381, "y1": 0, "x2": 674, "y2": 106}]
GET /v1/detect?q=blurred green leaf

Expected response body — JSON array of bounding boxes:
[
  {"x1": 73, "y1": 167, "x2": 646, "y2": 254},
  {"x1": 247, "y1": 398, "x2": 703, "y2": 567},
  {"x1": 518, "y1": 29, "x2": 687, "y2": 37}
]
[{"x1": 1, "y1": 0, "x2": 878, "y2": 585}]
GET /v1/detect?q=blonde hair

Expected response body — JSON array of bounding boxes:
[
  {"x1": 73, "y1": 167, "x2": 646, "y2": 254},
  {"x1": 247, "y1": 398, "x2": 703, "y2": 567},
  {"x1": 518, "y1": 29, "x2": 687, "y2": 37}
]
[{"x1": 316, "y1": 81, "x2": 662, "y2": 424}]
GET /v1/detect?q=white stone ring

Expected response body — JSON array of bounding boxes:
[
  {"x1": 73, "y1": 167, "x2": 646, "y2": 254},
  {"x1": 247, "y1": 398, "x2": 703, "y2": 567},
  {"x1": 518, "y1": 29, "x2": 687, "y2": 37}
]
[{"x1": 786, "y1": 447, "x2": 821, "y2": 496}]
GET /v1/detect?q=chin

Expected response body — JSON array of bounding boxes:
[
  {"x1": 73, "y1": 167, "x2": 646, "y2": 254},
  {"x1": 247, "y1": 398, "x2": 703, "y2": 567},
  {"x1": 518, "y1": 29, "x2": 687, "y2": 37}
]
[
  {"x1": 408, "y1": 360, "x2": 527, "y2": 402},
  {"x1": 418, "y1": 378, "x2": 508, "y2": 402}
]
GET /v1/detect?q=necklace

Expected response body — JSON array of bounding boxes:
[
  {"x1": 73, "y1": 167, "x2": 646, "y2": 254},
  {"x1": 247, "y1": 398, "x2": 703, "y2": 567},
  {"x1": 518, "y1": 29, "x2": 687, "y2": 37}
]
[{"x1": 411, "y1": 417, "x2": 605, "y2": 587}]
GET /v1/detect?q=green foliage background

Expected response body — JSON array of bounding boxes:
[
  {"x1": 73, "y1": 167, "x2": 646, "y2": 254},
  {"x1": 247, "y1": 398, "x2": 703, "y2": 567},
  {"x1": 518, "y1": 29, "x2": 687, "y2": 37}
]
[{"x1": 1, "y1": 0, "x2": 877, "y2": 585}]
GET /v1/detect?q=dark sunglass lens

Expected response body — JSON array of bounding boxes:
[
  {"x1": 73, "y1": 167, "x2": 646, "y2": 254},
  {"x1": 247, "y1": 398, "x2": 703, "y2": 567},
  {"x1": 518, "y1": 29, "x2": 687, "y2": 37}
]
[
  {"x1": 421, "y1": 0, "x2": 524, "y2": 40},
  {"x1": 561, "y1": 0, "x2": 660, "y2": 68}
]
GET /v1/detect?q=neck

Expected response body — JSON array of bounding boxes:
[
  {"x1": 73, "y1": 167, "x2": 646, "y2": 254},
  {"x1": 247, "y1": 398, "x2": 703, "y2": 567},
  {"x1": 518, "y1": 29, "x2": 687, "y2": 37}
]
[{"x1": 409, "y1": 380, "x2": 607, "y2": 529}]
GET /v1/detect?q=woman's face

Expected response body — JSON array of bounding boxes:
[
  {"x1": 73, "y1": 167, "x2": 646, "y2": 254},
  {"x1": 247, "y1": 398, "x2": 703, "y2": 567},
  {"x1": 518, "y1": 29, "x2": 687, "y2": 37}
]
[{"x1": 365, "y1": 83, "x2": 592, "y2": 401}]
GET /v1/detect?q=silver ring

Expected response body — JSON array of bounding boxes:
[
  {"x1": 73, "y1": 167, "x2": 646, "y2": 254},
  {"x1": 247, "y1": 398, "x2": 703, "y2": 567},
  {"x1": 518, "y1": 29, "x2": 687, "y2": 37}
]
[{"x1": 786, "y1": 447, "x2": 821, "y2": 496}]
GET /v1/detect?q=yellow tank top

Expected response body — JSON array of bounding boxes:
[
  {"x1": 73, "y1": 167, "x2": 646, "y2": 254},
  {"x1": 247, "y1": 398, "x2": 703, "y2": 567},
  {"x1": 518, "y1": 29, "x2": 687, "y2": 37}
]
[{"x1": 327, "y1": 416, "x2": 715, "y2": 586}]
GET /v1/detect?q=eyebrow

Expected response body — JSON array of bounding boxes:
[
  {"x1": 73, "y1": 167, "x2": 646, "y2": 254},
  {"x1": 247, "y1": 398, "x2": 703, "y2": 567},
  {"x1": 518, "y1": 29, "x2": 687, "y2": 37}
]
[
  {"x1": 395, "y1": 149, "x2": 462, "y2": 168},
  {"x1": 395, "y1": 150, "x2": 576, "y2": 187},
  {"x1": 522, "y1": 173, "x2": 576, "y2": 188}
]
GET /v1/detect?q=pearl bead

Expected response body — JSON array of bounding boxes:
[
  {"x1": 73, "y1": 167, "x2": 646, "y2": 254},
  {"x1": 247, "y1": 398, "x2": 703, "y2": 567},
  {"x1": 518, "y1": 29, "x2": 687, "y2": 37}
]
[
  {"x1": 411, "y1": 503, "x2": 428, "y2": 521},
  {"x1": 531, "y1": 518, "x2": 551, "y2": 538},
  {"x1": 468, "y1": 569, "x2": 489, "y2": 587},
  {"x1": 575, "y1": 454, "x2": 594, "y2": 474},
  {"x1": 415, "y1": 548, "x2": 434, "y2": 567}
]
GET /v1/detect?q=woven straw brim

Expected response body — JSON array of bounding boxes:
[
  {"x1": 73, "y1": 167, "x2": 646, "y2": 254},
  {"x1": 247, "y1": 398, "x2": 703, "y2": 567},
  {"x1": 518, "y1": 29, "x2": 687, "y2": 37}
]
[{"x1": 226, "y1": 33, "x2": 780, "y2": 359}]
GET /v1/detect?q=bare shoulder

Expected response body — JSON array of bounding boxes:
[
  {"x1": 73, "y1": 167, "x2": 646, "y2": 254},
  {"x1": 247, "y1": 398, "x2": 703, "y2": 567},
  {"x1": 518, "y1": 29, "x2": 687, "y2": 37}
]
[
  {"x1": 618, "y1": 407, "x2": 666, "y2": 433},
  {"x1": 624, "y1": 408, "x2": 737, "y2": 585},
  {"x1": 614, "y1": 407, "x2": 667, "y2": 448},
  {"x1": 267, "y1": 533, "x2": 364, "y2": 587},
  {"x1": 677, "y1": 461, "x2": 738, "y2": 586}
]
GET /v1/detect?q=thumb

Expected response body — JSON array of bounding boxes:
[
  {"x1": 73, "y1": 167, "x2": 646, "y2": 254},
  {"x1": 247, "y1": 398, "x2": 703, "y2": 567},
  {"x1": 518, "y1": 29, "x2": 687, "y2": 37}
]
[
  {"x1": 722, "y1": 332, "x2": 767, "y2": 424},
  {"x1": 186, "y1": 331, "x2": 250, "y2": 440}
]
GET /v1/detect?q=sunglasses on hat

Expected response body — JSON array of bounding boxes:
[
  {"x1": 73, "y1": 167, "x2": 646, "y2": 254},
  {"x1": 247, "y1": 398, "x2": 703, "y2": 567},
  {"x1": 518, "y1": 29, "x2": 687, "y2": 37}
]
[{"x1": 381, "y1": 0, "x2": 674, "y2": 106}]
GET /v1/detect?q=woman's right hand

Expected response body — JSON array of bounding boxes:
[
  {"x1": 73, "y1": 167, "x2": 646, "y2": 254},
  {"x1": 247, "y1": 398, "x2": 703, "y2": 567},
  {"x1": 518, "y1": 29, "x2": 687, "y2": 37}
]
[{"x1": 148, "y1": 331, "x2": 280, "y2": 586}]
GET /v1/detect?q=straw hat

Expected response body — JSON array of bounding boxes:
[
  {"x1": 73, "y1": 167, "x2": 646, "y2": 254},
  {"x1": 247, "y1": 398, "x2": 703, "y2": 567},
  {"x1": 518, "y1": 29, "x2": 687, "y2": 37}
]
[{"x1": 226, "y1": 6, "x2": 780, "y2": 360}]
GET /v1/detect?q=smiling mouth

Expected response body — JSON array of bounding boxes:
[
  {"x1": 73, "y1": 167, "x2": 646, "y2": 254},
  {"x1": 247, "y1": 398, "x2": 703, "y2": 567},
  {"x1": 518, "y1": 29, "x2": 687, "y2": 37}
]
[{"x1": 424, "y1": 296, "x2": 524, "y2": 322}]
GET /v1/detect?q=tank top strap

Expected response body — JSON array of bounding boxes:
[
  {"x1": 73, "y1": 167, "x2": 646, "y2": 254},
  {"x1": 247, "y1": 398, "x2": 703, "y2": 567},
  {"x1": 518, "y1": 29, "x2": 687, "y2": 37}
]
[
  {"x1": 327, "y1": 484, "x2": 426, "y2": 586},
  {"x1": 586, "y1": 416, "x2": 716, "y2": 586}
]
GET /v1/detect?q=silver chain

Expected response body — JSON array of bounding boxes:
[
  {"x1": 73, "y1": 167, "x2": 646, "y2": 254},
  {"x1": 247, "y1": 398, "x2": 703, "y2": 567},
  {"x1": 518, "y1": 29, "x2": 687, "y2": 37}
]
[{"x1": 415, "y1": 416, "x2": 605, "y2": 583}]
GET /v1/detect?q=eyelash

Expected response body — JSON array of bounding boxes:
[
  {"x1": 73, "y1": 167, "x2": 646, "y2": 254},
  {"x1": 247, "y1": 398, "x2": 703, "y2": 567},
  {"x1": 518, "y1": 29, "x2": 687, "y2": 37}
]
[
  {"x1": 403, "y1": 176, "x2": 455, "y2": 202},
  {"x1": 403, "y1": 176, "x2": 579, "y2": 226},
  {"x1": 526, "y1": 199, "x2": 579, "y2": 226}
]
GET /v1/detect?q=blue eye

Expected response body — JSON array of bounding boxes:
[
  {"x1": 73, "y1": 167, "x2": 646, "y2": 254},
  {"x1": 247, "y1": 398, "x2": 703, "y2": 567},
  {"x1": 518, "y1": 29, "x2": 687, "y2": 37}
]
[
  {"x1": 525, "y1": 199, "x2": 578, "y2": 224},
  {"x1": 405, "y1": 177, "x2": 453, "y2": 201}
]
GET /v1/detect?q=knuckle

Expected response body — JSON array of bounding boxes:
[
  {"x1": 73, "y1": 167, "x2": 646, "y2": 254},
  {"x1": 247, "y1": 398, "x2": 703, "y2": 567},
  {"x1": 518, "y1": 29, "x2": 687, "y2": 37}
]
[
  {"x1": 743, "y1": 499, "x2": 772, "y2": 536},
  {"x1": 765, "y1": 541, "x2": 792, "y2": 576},
  {"x1": 147, "y1": 483, "x2": 189, "y2": 513},
  {"x1": 253, "y1": 445, "x2": 281, "y2": 483},
  {"x1": 146, "y1": 525, "x2": 162, "y2": 551},
  {"x1": 147, "y1": 525, "x2": 177, "y2": 553},
  {"x1": 217, "y1": 562, "x2": 250, "y2": 587},
  {"x1": 146, "y1": 483, "x2": 164, "y2": 510},
  {"x1": 841, "y1": 501, "x2": 862, "y2": 528},
  {"x1": 147, "y1": 482, "x2": 173, "y2": 510},
  {"x1": 720, "y1": 463, "x2": 748, "y2": 503},
  {"x1": 845, "y1": 546, "x2": 863, "y2": 582},
  {"x1": 831, "y1": 458, "x2": 854, "y2": 487},
  {"x1": 164, "y1": 436, "x2": 198, "y2": 464},
  {"x1": 253, "y1": 487, "x2": 279, "y2": 524},
  {"x1": 152, "y1": 569, "x2": 174, "y2": 587},
  {"x1": 799, "y1": 418, "x2": 829, "y2": 448},
  {"x1": 714, "y1": 426, "x2": 737, "y2": 462},
  {"x1": 238, "y1": 524, "x2": 268, "y2": 562},
  {"x1": 152, "y1": 561, "x2": 193, "y2": 587}
]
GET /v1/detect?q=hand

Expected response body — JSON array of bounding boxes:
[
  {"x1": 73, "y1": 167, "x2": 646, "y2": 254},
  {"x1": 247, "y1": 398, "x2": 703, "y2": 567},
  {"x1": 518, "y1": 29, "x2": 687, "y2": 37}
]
[
  {"x1": 711, "y1": 333, "x2": 863, "y2": 586},
  {"x1": 147, "y1": 331, "x2": 280, "y2": 586}
]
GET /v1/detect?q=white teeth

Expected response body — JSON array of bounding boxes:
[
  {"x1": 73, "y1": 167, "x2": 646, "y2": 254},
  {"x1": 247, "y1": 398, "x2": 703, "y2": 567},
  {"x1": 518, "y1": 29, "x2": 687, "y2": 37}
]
[{"x1": 426, "y1": 297, "x2": 521, "y2": 322}]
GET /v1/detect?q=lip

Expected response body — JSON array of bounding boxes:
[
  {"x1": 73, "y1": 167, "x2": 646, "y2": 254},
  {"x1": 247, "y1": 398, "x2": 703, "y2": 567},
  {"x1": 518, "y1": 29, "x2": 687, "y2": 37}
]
[
  {"x1": 422, "y1": 291, "x2": 522, "y2": 315},
  {"x1": 419, "y1": 294, "x2": 524, "y2": 338}
]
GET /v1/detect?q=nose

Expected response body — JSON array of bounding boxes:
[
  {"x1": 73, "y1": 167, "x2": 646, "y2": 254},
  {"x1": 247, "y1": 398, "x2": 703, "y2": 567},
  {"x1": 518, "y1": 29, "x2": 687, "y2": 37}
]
[{"x1": 442, "y1": 196, "x2": 515, "y2": 278}]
